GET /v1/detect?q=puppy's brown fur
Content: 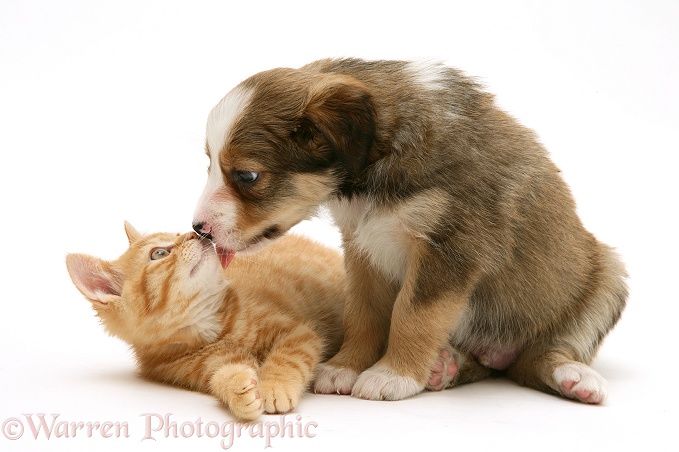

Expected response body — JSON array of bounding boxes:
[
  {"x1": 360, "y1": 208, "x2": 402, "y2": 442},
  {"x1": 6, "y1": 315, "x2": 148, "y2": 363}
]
[{"x1": 193, "y1": 58, "x2": 627, "y2": 403}]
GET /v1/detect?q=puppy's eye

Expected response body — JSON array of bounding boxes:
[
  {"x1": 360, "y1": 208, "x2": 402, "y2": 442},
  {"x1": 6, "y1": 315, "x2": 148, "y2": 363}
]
[
  {"x1": 233, "y1": 171, "x2": 260, "y2": 185},
  {"x1": 150, "y1": 248, "x2": 171, "y2": 260}
]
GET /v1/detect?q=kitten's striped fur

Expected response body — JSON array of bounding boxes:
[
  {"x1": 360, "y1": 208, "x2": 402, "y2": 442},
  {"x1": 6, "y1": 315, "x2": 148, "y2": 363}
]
[{"x1": 66, "y1": 222, "x2": 344, "y2": 420}]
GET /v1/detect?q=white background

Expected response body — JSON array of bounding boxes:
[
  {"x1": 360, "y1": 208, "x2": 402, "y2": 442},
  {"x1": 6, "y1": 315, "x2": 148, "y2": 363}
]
[{"x1": 1, "y1": 1, "x2": 677, "y2": 451}]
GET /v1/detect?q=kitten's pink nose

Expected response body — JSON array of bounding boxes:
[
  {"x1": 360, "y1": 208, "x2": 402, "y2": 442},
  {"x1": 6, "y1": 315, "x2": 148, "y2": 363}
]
[{"x1": 192, "y1": 222, "x2": 212, "y2": 240}]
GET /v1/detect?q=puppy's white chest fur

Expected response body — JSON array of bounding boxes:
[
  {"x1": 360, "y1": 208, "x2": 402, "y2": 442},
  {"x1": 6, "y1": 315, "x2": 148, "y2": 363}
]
[
  {"x1": 327, "y1": 190, "x2": 447, "y2": 283},
  {"x1": 328, "y1": 198, "x2": 409, "y2": 282}
]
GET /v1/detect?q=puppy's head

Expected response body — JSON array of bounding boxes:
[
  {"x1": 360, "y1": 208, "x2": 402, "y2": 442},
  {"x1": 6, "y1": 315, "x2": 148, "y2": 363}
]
[{"x1": 193, "y1": 67, "x2": 376, "y2": 264}]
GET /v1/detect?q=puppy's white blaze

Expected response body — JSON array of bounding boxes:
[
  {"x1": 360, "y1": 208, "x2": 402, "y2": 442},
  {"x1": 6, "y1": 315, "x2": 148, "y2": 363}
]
[
  {"x1": 195, "y1": 87, "x2": 252, "y2": 234},
  {"x1": 193, "y1": 158, "x2": 238, "y2": 232},
  {"x1": 406, "y1": 60, "x2": 448, "y2": 91},
  {"x1": 194, "y1": 156, "x2": 229, "y2": 215},
  {"x1": 206, "y1": 86, "x2": 253, "y2": 155}
]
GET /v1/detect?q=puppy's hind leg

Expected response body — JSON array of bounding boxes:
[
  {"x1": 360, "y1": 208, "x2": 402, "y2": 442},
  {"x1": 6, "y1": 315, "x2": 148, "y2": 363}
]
[
  {"x1": 507, "y1": 243, "x2": 627, "y2": 404},
  {"x1": 507, "y1": 347, "x2": 608, "y2": 403}
]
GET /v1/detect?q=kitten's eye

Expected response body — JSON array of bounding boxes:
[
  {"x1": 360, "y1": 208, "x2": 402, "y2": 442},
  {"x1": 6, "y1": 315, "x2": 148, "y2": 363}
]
[
  {"x1": 150, "y1": 248, "x2": 170, "y2": 260},
  {"x1": 233, "y1": 170, "x2": 260, "y2": 185}
]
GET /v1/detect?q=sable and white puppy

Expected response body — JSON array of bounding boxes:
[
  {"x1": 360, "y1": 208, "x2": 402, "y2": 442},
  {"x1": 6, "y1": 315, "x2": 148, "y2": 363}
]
[{"x1": 193, "y1": 58, "x2": 627, "y2": 404}]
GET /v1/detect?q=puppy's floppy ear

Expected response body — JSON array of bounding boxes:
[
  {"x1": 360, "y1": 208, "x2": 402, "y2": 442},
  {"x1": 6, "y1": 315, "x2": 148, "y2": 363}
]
[{"x1": 298, "y1": 75, "x2": 376, "y2": 177}]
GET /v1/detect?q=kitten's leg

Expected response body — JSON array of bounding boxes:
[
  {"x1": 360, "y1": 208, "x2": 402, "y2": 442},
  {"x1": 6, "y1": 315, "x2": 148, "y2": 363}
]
[
  {"x1": 210, "y1": 363, "x2": 263, "y2": 420},
  {"x1": 426, "y1": 343, "x2": 492, "y2": 391},
  {"x1": 507, "y1": 347, "x2": 607, "y2": 403},
  {"x1": 258, "y1": 323, "x2": 323, "y2": 414},
  {"x1": 314, "y1": 246, "x2": 399, "y2": 395},
  {"x1": 141, "y1": 346, "x2": 264, "y2": 420}
]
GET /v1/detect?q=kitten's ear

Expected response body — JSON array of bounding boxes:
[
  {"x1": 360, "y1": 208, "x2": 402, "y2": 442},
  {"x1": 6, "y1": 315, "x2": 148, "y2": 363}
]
[
  {"x1": 65, "y1": 253, "x2": 123, "y2": 308},
  {"x1": 124, "y1": 221, "x2": 142, "y2": 245}
]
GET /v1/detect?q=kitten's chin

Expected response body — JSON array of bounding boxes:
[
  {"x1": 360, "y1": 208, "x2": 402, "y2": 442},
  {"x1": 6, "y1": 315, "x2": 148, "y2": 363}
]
[{"x1": 190, "y1": 239, "x2": 222, "y2": 276}]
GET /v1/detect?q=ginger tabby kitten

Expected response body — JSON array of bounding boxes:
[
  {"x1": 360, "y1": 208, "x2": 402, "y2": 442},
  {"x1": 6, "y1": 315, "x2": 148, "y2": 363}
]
[{"x1": 65, "y1": 222, "x2": 344, "y2": 421}]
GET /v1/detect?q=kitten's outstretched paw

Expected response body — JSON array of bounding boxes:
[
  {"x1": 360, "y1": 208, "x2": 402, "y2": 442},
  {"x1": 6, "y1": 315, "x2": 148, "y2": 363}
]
[
  {"x1": 426, "y1": 345, "x2": 460, "y2": 391},
  {"x1": 210, "y1": 364, "x2": 263, "y2": 421},
  {"x1": 352, "y1": 365, "x2": 422, "y2": 401},
  {"x1": 553, "y1": 362, "x2": 607, "y2": 404},
  {"x1": 314, "y1": 364, "x2": 358, "y2": 395}
]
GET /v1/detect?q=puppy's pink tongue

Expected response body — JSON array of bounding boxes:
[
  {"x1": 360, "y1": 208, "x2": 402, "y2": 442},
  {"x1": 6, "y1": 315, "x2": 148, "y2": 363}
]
[{"x1": 216, "y1": 247, "x2": 236, "y2": 269}]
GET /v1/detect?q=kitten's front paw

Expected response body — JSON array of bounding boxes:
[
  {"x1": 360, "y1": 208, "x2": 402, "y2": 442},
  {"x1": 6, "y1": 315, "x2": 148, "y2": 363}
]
[
  {"x1": 313, "y1": 364, "x2": 359, "y2": 395},
  {"x1": 210, "y1": 364, "x2": 263, "y2": 421},
  {"x1": 352, "y1": 365, "x2": 422, "y2": 401},
  {"x1": 260, "y1": 380, "x2": 303, "y2": 414},
  {"x1": 553, "y1": 362, "x2": 607, "y2": 404}
]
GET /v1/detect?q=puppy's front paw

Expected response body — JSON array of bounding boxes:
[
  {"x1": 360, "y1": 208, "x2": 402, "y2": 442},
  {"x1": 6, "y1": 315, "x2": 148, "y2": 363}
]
[
  {"x1": 210, "y1": 364, "x2": 263, "y2": 421},
  {"x1": 553, "y1": 362, "x2": 607, "y2": 404},
  {"x1": 314, "y1": 364, "x2": 359, "y2": 395},
  {"x1": 352, "y1": 365, "x2": 423, "y2": 401},
  {"x1": 260, "y1": 380, "x2": 303, "y2": 414}
]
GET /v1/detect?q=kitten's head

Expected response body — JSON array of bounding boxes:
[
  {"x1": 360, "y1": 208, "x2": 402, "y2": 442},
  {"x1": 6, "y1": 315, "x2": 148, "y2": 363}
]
[{"x1": 65, "y1": 222, "x2": 228, "y2": 348}]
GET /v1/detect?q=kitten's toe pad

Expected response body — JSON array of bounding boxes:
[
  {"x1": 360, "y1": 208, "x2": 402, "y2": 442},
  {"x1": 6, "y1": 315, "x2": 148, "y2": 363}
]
[
  {"x1": 553, "y1": 362, "x2": 607, "y2": 404},
  {"x1": 314, "y1": 364, "x2": 358, "y2": 395},
  {"x1": 352, "y1": 365, "x2": 422, "y2": 401},
  {"x1": 260, "y1": 380, "x2": 301, "y2": 414},
  {"x1": 426, "y1": 345, "x2": 460, "y2": 391}
]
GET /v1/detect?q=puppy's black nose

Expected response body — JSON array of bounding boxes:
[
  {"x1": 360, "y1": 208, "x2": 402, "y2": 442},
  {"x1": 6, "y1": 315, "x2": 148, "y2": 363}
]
[{"x1": 192, "y1": 222, "x2": 212, "y2": 240}]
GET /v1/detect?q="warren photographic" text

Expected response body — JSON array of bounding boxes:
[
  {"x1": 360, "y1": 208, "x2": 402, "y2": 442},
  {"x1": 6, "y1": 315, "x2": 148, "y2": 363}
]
[{"x1": 2, "y1": 412, "x2": 318, "y2": 449}]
